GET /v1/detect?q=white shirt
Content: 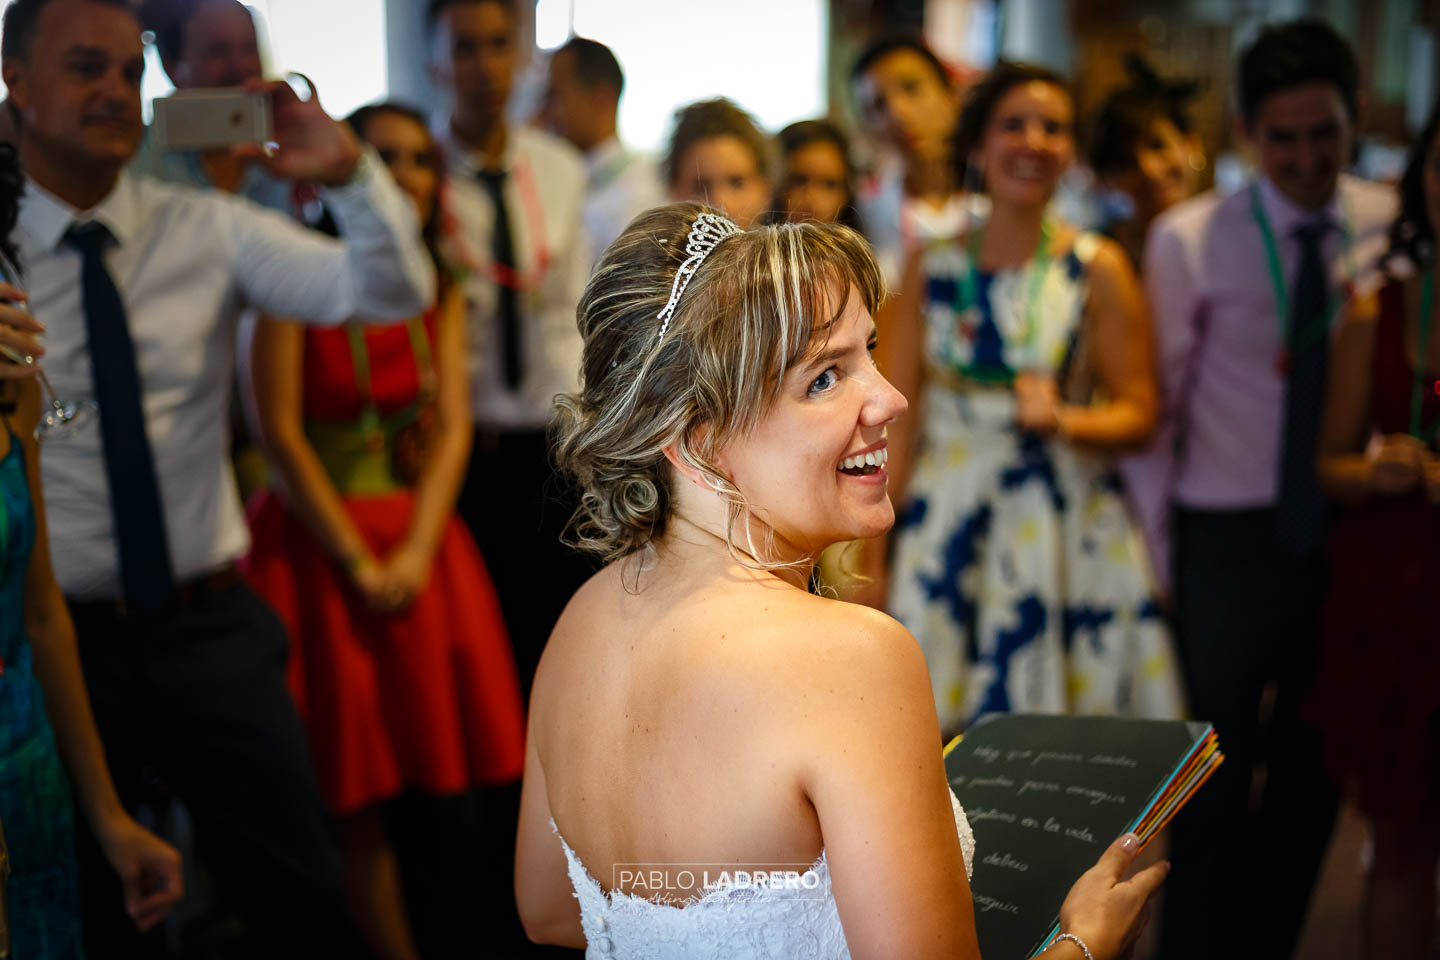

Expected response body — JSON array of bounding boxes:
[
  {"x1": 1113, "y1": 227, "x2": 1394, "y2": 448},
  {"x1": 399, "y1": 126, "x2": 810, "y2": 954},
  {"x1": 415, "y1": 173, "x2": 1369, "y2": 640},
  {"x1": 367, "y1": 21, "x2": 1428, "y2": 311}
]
[
  {"x1": 438, "y1": 124, "x2": 590, "y2": 430},
  {"x1": 582, "y1": 136, "x2": 665, "y2": 260},
  {"x1": 19, "y1": 153, "x2": 435, "y2": 598}
]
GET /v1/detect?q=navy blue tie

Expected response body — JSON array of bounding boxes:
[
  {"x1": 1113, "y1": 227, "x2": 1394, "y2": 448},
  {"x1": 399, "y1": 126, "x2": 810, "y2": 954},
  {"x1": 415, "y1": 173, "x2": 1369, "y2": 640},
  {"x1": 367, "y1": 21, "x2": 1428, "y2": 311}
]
[
  {"x1": 1273, "y1": 220, "x2": 1330, "y2": 556},
  {"x1": 476, "y1": 169, "x2": 523, "y2": 389},
  {"x1": 65, "y1": 221, "x2": 175, "y2": 613}
]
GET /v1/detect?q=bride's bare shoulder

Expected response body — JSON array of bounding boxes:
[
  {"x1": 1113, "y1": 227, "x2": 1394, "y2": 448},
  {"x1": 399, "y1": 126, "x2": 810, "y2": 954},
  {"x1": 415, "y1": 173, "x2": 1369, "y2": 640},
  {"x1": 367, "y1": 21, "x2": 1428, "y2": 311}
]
[
  {"x1": 747, "y1": 592, "x2": 931, "y2": 703},
  {"x1": 542, "y1": 567, "x2": 929, "y2": 708},
  {"x1": 755, "y1": 594, "x2": 941, "y2": 774},
  {"x1": 769, "y1": 591, "x2": 915, "y2": 653}
]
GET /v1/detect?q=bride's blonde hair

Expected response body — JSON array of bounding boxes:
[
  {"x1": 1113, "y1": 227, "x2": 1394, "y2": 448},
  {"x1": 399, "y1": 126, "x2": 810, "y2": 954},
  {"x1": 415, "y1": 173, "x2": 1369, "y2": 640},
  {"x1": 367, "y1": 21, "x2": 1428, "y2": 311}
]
[{"x1": 551, "y1": 203, "x2": 883, "y2": 568}]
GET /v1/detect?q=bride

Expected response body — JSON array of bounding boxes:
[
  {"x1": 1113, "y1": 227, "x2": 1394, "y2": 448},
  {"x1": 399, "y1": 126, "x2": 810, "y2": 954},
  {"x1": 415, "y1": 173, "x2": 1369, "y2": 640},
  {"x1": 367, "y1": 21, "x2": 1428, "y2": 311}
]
[{"x1": 515, "y1": 204, "x2": 1166, "y2": 959}]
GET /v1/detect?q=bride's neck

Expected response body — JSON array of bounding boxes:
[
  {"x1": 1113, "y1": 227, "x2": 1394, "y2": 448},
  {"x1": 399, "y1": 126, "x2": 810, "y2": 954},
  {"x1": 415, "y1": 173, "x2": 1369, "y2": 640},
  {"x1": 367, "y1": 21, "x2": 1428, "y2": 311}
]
[{"x1": 662, "y1": 513, "x2": 815, "y2": 591}]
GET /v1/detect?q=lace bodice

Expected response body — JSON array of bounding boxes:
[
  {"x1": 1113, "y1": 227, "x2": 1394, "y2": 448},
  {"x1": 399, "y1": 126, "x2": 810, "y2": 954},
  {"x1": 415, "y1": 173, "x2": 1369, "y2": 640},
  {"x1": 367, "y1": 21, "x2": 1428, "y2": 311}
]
[{"x1": 554, "y1": 789, "x2": 975, "y2": 959}]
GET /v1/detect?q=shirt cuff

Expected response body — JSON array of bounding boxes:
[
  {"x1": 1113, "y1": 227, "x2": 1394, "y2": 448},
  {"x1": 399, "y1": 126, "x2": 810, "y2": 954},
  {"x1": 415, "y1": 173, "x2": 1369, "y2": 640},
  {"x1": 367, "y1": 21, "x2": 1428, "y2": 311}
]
[{"x1": 320, "y1": 145, "x2": 380, "y2": 202}]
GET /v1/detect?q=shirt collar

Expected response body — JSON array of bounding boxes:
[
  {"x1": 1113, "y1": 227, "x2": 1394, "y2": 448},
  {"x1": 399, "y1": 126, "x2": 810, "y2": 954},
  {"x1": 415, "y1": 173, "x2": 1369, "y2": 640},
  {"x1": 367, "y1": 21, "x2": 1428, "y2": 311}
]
[
  {"x1": 1257, "y1": 174, "x2": 1344, "y2": 236},
  {"x1": 17, "y1": 171, "x2": 138, "y2": 257},
  {"x1": 584, "y1": 136, "x2": 624, "y2": 178},
  {"x1": 437, "y1": 120, "x2": 520, "y2": 176}
]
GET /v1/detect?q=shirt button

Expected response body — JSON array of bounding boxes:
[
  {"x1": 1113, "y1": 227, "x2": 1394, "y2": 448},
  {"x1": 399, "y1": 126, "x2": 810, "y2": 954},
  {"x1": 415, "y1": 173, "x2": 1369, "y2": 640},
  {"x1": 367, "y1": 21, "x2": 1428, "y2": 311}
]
[
  {"x1": 596, "y1": 916, "x2": 607, "y2": 931},
  {"x1": 594, "y1": 934, "x2": 614, "y2": 954}
]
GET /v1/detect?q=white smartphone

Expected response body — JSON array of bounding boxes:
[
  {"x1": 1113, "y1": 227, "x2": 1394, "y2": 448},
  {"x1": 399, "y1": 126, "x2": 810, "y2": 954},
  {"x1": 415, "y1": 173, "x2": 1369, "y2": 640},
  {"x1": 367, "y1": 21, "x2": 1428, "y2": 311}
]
[{"x1": 151, "y1": 87, "x2": 272, "y2": 151}]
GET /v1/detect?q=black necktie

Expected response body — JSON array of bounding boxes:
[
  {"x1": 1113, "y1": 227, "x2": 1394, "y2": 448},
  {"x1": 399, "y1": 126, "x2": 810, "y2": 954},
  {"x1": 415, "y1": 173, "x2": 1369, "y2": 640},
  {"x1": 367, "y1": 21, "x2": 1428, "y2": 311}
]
[
  {"x1": 476, "y1": 169, "x2": 522, "y2": 390},
  {"x1": 1273, "y1": 220, "x2": 1330, "y2": 555},
  {"x1": 66, "y1": 222, "x2": 175, "y2": 613}
]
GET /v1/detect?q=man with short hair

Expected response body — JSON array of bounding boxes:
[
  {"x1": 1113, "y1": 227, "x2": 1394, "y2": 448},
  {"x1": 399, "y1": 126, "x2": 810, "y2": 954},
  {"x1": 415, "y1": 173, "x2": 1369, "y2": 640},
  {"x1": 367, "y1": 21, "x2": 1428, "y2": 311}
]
[
  {"x1": 132, "y1": 0, "x2": 291, "y2": 210},
  {"x1": 540, "y1": 35, "x2": 663, "y2": 257},
  {"x1": 1, "y1": 0, "x2": 433, "y2": 954},
  {"x1": 850, "y1": 35, "x2": 968, "y2": 285},
  {"x1": 427, "y1": 1, "x2": 590, "y2": 951},
  {"x1": 1131, "y1": 19, "x2": 1396, "y2": 959},
  {"x1": 428, "y1": 0, "x2": 591, "y2": 693}
]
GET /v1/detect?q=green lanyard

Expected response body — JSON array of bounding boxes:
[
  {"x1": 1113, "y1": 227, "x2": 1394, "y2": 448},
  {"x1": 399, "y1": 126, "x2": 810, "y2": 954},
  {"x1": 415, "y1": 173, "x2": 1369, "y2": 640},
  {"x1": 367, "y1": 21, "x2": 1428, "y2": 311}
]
[
  {"x1": 1250, "y1": 183, "x2": 1354, "y2": 372},
  {"x1": 1412, "y1": 273, "x2": 1439, "y2": 443},
  {"x1": 951, "y1": 218, "x2": 1054, "y2": 379},
  {"x1": 589, "y1": 149, "x2": 634, "y2": 193}
]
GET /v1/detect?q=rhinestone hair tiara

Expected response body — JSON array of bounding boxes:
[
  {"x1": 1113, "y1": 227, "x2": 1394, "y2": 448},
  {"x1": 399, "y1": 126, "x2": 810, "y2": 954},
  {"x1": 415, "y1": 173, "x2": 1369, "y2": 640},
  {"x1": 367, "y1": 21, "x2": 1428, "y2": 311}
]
[{"x1": 654, "y1": 212, "x2": 742, "y2": 344}]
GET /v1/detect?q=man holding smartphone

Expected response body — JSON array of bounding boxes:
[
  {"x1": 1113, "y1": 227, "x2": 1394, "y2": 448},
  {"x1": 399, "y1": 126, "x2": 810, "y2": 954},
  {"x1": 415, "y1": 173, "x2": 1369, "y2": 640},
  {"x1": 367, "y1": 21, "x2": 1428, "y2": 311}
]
[{"x1": 0, "y1": 0, "x2": 434, "y2": 955}]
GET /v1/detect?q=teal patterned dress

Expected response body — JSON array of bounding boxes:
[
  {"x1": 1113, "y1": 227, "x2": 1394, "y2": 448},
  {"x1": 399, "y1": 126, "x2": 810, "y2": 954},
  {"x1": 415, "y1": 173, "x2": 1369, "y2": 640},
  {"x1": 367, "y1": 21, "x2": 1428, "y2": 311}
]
[{"x1": 0, "y1": 428, "x2": 85, "y2": 958}]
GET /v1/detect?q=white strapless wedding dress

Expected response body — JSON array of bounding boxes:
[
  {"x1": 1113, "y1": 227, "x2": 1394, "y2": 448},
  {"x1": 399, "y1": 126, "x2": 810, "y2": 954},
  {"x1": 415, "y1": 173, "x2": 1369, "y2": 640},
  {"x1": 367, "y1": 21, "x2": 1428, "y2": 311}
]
[{"x1": 553, "y1": 790, "x2": 975, "y2": 959}]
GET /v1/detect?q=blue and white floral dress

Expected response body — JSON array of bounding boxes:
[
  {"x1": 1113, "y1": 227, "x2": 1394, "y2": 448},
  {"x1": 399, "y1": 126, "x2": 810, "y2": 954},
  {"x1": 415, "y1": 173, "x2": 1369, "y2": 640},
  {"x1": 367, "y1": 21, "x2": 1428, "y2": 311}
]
[{"x1": 886, "y1": 231, "x2": 1184, "y2": 735}]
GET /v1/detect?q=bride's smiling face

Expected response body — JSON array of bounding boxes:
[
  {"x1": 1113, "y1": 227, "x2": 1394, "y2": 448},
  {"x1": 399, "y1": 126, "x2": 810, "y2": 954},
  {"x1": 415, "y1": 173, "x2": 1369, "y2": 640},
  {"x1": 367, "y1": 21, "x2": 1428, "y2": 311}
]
[{"x1": 714, "y1": 285, "x2": 908, "y2": 557}]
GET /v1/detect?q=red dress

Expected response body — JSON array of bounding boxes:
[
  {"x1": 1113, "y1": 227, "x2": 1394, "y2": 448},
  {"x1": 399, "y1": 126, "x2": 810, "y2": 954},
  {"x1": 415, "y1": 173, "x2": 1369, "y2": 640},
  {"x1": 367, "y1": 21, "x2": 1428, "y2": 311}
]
[
  {"x1": 246, "y1": 311, "x2": 525, "y2": 815},
  {"x1": 1312, "y1": 279, "x2": 1440, "y2": 826}
]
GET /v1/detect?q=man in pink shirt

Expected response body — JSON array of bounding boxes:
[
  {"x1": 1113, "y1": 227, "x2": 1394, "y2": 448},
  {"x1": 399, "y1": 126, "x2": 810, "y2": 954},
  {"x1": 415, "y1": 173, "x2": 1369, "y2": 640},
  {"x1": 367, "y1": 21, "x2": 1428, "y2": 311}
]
[{"x1": 1128, "y1": 19, "x2": 1396, "y2": 959}]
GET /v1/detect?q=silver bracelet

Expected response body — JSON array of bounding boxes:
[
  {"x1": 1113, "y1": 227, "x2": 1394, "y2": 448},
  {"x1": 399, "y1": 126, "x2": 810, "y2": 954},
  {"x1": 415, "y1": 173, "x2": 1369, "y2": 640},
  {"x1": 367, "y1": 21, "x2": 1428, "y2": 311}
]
[{"x1": 1054, "y1": 932, "x2": 1094, "y2": 960}]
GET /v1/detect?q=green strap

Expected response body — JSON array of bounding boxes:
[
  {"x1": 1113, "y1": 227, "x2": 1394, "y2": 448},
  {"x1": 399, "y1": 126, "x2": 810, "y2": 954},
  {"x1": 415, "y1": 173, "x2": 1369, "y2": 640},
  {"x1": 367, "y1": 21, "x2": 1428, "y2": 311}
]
[
  {"x1": 405, "y1": 317, "x2": 435, "y2": 396},
  {"x1": 588, "y1": 149, "x2": 635, "y2": 193},
  {"x1": 342, "y1": 317, "x2": 434, "y2": 430},
  {"x1": 1250, "y1": 183, "x2": 1355, "y2": 354},
  {"x1": 343, "y1": 323, "x2": 373, "y2": 402},
  {"x1": 342, "y1": 322, "x2": 382, "y2": 440},
  {"x1": 950, "y1": 217, "x2": 1054, "y2": 381}
]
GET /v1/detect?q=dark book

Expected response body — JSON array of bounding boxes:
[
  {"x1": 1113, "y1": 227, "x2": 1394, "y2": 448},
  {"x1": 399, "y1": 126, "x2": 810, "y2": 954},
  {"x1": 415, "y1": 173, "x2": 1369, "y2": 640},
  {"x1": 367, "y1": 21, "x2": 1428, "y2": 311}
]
[{"x1": 945, "y1": 715, "x2": 1222, "y2": 959}]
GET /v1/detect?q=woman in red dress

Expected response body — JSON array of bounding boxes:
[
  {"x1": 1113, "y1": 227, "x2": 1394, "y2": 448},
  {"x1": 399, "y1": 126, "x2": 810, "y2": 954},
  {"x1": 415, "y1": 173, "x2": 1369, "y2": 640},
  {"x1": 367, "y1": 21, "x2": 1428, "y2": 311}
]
[
  {"x1": 1314, "y1": 103, "x2": 1440, "y2": 960},
  {"x1": 245, "y1": 103, "x2": 524, "y2": 960}
]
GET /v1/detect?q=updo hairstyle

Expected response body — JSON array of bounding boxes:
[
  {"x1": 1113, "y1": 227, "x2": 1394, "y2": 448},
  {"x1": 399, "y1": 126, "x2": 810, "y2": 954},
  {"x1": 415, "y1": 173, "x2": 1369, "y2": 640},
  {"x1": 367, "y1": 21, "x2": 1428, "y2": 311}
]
[{"x1": 552, "y1": 202, "x2": 883, "y2": 568}]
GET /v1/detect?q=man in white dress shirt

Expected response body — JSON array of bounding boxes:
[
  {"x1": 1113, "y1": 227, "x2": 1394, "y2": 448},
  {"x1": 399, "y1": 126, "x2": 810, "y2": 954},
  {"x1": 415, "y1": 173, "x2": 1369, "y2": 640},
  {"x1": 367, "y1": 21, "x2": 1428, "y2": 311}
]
[
  {"x1": 540, "y1": 36, "x2": 664, "y2": 259},
  {"x1": 1, "y1": 0, "x2": 433, "y2": 954},
  {"x1": 428, "y1": 0, "x2": 592, "y2": 694},
  {"x1": 427, "y1": 0, "x2": 591, "y2": 951}
]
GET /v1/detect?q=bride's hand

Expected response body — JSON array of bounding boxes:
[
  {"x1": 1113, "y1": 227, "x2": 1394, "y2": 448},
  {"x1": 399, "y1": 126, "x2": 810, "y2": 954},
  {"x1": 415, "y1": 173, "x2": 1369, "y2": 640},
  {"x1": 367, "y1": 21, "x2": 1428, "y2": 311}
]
[{"x1": 1054, "y1": 833, "x2": 1169, "y2": 960}]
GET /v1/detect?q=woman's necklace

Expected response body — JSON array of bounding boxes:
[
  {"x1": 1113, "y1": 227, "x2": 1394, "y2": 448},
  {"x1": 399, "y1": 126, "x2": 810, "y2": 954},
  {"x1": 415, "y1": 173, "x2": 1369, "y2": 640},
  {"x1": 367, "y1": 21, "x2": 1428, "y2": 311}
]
[{"x1": 949, "y1": 217, "x2": 1054, "y2": 382}]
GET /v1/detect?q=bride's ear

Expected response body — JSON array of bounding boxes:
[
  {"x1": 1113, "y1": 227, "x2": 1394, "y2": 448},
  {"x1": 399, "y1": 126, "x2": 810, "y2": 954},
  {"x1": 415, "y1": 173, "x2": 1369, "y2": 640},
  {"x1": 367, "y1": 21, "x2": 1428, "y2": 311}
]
[{"x1": 662, "y1": 424, "x2": 724, "y2": 493}]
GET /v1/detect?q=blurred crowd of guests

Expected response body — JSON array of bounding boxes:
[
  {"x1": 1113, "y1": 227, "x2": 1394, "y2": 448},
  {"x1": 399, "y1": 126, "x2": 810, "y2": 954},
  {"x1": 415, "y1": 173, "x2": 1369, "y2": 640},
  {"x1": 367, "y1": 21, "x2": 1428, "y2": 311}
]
[{"x1": 0, "y1": 0, "x2": 1434, "y2": 959}]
